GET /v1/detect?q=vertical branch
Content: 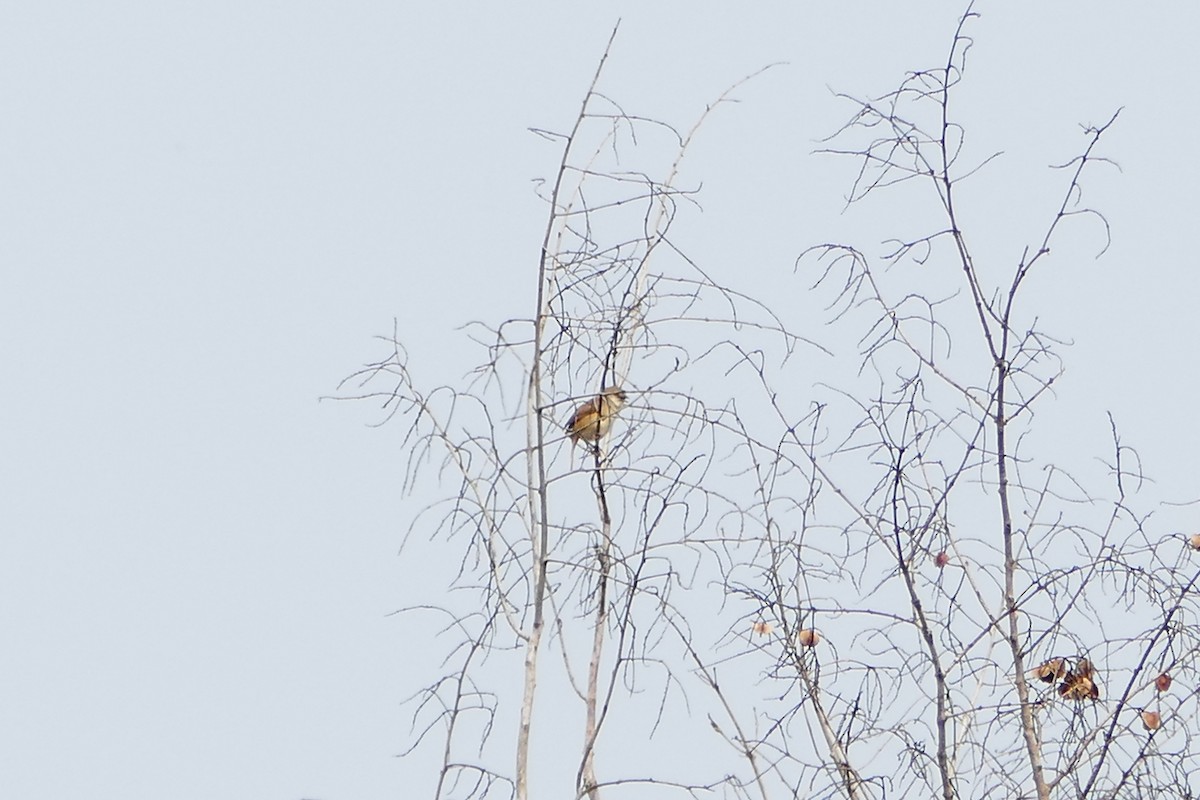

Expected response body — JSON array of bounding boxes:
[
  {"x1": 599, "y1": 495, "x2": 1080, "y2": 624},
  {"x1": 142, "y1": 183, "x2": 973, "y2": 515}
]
[
  {"x1": 994, "y1": 353, "x2": 1051, "y2": 800},
  {"x1": 886, "y1": 443, "x2": 956, "y2": 800},
  {"x1": 517, "y1": 25, "x2": 621, "y2": 800},
  {"x1": 578, "y1": 458, "x2": 613, "y2": 800},
  {"x1": 994, "y1": 107, "x2": 1121, "y2": 800}
]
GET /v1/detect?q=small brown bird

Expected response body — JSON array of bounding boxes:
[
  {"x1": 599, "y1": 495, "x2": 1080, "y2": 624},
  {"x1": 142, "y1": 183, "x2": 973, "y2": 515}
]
[{"x1": 565, "y1": 386, "x2": 628, "y2": 446}]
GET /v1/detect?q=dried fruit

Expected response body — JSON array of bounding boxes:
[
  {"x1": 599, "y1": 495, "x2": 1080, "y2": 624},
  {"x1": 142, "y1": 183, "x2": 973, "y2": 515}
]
[
  {"x1": 934, "y1": 551, "x2": 950, "y2": 568},
  {"x1": 752, "y1": 621, "x2": 774, "y2": 636},
  {"x1": 1142, "y1": 710, "x2": 1161, "y2": 731},
  {"x1": 797, "y1": 628, "x2": 821, "y2": 647},
  {"x1": 1059, "y1": 658, "x2": 1100, "y2": 702},
  {"x1": 1155, "y1": 672, "x2": 1172, "y2": 692},
  {"x1": 1189, "y1": 534, "x2": 1200, "y2": 551},
  {"x1": 1034, "y1": 658, "x2": 1067, "y2": 684}
]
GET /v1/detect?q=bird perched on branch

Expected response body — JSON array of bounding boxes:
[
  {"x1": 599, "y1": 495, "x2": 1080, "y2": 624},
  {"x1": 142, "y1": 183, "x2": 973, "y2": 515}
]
[{"x1": 565, "y1": 386, "x2": 628, "y2": 446}]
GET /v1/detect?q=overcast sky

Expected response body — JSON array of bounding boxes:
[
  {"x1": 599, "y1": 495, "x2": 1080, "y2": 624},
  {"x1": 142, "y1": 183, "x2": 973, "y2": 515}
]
[{"x1": 3, "y1": 3, "x2": 1198, "y2": 799}]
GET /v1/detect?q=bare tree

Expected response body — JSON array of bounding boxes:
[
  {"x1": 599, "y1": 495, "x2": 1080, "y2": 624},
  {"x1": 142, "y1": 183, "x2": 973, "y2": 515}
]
[{"x1": 340, "y1": 5, "x2": 1200, "y2": 799}]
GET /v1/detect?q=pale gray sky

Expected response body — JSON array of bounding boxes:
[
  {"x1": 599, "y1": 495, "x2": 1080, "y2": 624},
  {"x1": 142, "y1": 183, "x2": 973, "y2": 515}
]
[{"x1": 3, "y1": 3, "x2": 1197, "y2": 799}]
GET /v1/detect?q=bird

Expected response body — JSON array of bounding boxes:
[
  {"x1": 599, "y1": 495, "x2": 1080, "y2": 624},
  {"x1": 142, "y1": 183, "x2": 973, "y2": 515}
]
[{"x1": 565, "y1": 386, "x2": 628, "y2": 446}]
